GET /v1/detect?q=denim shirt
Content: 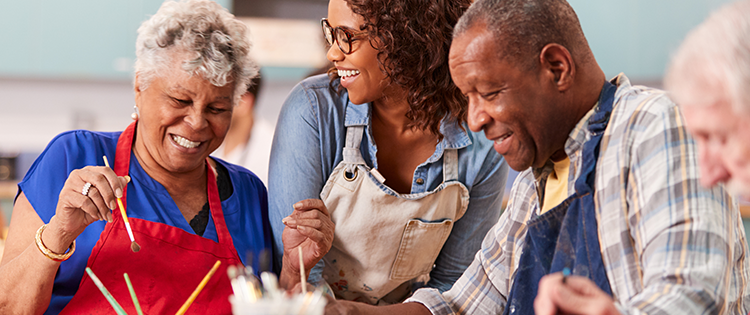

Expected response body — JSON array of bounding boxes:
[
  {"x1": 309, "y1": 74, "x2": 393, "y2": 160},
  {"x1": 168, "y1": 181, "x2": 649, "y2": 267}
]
[{"x1": 268, "y1": 74, "x2": 508, "y2": 292}]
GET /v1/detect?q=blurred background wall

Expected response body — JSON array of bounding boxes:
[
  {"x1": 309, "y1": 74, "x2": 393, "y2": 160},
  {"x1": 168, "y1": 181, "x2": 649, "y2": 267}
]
[{"x1": 0, "y1": 0, "x2": 744, "y2": 232}]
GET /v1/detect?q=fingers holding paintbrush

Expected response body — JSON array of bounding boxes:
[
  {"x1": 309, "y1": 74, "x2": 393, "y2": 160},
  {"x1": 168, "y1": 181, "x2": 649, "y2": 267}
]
[
  {"x1": 102, "y1": 155, "x2": 140, "y2": 253},
  {"x1": 279, "y1": 199, "x2": 334, "y2": 290},
  {"x1": 281, "y1": 199, "x2": 334, "y2": 259}
]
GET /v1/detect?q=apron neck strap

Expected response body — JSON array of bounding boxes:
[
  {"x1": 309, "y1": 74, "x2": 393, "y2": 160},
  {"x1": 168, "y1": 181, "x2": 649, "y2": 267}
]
[
  {"x1": 114, "y1": 121, "x2": 137, "y2": 209},
  {"x1": 343, "y1": 126, "x2": 367, "y2": 174},
  {"x1": 205, "y1": 162, "x2": 232, "y2": 244},
  {"x1": 442, "y1": 149, "x2": 459, "y2": 182},
  {"x1": 574, "y1": 81, "x2": 618, "y2": 195}
]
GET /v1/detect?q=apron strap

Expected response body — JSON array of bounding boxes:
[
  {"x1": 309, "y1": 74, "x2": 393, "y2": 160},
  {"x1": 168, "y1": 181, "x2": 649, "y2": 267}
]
[
  {"x1": 442, "y1": 149, "x2": 459, "y2": 182},
  {"x1": 574, "y1": 81, "x2": 618, "y2": 195},
  {"x1": 114, "y1": 121, "x2": 137, "y2": 209},
  {"x1": 206, "y1": 162, "x2": 232, "y2": 246},
  {"x1": 343, "y1": 126, "x2": 367, "y2": 174}
]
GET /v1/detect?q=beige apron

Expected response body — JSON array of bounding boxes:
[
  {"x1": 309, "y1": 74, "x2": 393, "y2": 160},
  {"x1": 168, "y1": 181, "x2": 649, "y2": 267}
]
[{"x1": 320, "y1": 125, "x2": 470, "y2": 304}]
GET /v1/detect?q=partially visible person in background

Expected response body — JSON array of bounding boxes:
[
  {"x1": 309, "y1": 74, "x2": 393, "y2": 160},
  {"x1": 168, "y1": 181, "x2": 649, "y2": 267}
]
[
  {"x1": 665, "y1": 0, "x2": 750, "y2": 200},
  {"x1": 212, "y1": 74, "x2": 274, "y2": 184}
]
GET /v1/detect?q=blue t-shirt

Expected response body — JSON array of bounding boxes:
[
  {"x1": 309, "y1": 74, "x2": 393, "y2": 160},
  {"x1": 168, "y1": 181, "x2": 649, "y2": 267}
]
[{"x1": 18, "y1": 130, "x2": 272, "y2": 314}]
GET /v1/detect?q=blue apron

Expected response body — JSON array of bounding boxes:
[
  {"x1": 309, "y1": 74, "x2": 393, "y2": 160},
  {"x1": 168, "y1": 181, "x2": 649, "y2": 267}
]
[{"x1": 502, "y1": 81, "x2": 617, "y2": 315}]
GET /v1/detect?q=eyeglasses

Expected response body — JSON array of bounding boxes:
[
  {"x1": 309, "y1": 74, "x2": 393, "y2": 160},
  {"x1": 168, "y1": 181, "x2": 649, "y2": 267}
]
[{"x1": 321, "y1": 18, "x2": 360, "y2": 55}]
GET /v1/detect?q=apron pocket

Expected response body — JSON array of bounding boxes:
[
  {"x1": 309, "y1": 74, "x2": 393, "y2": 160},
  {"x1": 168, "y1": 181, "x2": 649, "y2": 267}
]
[{"x1": 389, "y1": 218, "x2": 453, "y2": 281}]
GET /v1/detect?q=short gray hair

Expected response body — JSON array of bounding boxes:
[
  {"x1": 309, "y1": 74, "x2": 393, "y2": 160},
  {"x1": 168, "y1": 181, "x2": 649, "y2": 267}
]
[
  {"x1": 134, "y1": 0, "x2": 258, "y2": 105},
  {"x1": 454, "y1": 0, "x2": 592, "y2": 69},
  {"x1": 665, "y1": 0, "x2": 750, "y2": 113}
]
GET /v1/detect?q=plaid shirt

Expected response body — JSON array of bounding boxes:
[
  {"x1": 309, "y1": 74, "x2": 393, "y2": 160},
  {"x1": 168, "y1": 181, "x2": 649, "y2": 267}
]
[{"x1": 407, "y1": 74, "x2": 750, "y2": 314}]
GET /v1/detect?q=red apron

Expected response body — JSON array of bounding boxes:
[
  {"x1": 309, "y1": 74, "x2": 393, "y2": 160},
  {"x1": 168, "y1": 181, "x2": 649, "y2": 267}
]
[{"x1": 60, "y1": 122, "x2": 242, "y2": 314}]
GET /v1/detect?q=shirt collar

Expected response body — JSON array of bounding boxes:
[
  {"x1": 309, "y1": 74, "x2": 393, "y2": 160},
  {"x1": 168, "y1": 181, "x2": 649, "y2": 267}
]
[
  {"x1": 532, "y1": 73, "x2": 630, "y2": 178},
  {"x1": 343, "y1": 99, "x2": 472, "y2": 150}
]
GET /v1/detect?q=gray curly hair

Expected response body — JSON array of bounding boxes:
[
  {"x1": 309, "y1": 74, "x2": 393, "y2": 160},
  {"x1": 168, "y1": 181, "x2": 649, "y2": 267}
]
[{"x1": 134, "y1": 0, "x2": 258, "y2": 105}]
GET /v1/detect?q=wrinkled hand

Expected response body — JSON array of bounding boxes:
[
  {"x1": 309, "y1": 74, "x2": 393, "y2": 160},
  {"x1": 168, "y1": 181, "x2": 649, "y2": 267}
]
[
  {"x1": 324, "y1": 296, "x2": 350, "y2": 315},
  {"x1": 535, "y1": 273, "x2": 619, "y2": 315},
  {"x1": 53, "y1": 165, "x2": 129, "y2": 239},
  {"x1": 281, "y1": 199, "x2": 334, "y2": 277}
]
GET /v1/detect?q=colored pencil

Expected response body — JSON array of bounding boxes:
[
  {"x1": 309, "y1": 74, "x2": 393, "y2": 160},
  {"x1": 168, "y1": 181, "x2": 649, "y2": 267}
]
[
  {"x1": 124, "y1": 273, "x2": 144, "y2": 315},
  {"x1": 175, "y1": 260, "x2": 222, "y2": 315},
  {"x1": 86, "y1": 267, "x2": 128, "y2": 315}
]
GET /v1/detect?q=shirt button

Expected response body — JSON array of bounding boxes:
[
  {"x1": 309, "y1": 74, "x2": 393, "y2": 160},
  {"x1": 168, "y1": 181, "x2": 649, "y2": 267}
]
[{"x1": 416, "y1": 178, "x2": 424, "y2": 185}]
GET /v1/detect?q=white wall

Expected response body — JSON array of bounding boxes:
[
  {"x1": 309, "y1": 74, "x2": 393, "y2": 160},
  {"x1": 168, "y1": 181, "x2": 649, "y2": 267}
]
[{"x1": 0, "y1": 76, "x2": 298, "y2": 153}]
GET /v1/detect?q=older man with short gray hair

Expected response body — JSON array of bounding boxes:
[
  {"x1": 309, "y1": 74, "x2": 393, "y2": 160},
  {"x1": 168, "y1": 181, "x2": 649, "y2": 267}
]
[{"x1": 666, "y1": 0, "x2": 750, "y2": 201}]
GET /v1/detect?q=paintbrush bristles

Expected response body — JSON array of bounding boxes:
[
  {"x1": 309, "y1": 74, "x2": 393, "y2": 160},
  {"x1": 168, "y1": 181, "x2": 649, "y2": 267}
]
[{"x1": 131, "y1": 242, "x2": 141, "y2": 252}]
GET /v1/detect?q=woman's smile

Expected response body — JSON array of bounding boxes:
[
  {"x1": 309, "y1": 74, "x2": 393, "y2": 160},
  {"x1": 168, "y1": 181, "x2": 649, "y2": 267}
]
[
  {"x1": 171, "y1": 134, "x2": 201, "y2": 149},
  {"x1": 338, "y1": 68, "x2": 361, "y2": 88}
]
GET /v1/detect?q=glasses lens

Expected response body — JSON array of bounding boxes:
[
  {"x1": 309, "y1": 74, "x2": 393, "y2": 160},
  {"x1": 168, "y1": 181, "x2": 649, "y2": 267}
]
[
  {"x1": 322, "y1": 20, "x2": 334, "y2": 46},
  {"x1": 334, "y1": 28, "x2": 351, "y2": 54}
]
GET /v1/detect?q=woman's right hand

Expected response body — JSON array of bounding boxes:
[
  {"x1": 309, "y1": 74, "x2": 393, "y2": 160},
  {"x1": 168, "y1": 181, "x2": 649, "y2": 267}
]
[
  {"x1": 279, "y1": 199, "x2": 335, "y2": 290},
  {"x1": 51, "y1": 166, "x2": 129, "y2": 240},
  {"x1": 281, "y1": 199, "x2": 335, "y2": 272}
]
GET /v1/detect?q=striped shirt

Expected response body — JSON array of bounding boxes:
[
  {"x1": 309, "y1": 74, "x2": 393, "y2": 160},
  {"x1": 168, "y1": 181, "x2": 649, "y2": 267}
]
[{"x1": 407, "y1": 74, "x2": 750, "y2": 314}]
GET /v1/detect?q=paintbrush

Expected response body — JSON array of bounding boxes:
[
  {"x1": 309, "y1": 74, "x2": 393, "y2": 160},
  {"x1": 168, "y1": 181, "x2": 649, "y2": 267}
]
[
  {"x1": 298, "y1": 246, "x2": 307, "y2": 294},
  {"x1": 103, "y1": 155, "x2": 141, "y2": 253},
  {"x1": 562, "y1": 267, "x2": 571, "y2": 284},
  {"x1": 85, "y1": 267, "x2": 128, "y2": 315},
  {"x1": 124, "y1": 273, "x2": 144, "y2": 315},
  {"x1": 175, "y1": 260, "x2": 222, "y2": 315}
]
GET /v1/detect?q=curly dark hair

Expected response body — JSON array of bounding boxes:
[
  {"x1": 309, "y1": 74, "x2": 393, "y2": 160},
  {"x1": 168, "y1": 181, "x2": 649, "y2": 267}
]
[{"x1": 332, "y1": 0, "x2": 471, "y2": 138}]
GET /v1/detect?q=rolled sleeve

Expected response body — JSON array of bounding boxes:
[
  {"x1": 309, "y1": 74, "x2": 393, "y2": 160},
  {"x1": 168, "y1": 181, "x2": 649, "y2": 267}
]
[
  {"x1": 406, "y1": 288, "x2": 457, "y2": 315},
  {"x1": 427, "y1": 135, "x2": 508, "y2": 291}
]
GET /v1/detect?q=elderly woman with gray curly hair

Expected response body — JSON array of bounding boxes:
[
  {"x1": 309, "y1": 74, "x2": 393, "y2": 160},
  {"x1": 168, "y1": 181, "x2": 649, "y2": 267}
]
[{"x1": 0, "y1": 1, "x2": 333, "y2": 314}]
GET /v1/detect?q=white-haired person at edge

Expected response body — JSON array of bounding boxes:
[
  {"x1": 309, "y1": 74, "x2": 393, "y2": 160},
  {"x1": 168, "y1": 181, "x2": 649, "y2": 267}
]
[
  {"x1": 323, "y1": 0, "x2": 750, "y2": 314},
  {"x1": 0, "y1": 1, "x2": 333, "y2": 314},
  {"x1": 666, "y1": 0, "x2": 750, "y2": 203}
]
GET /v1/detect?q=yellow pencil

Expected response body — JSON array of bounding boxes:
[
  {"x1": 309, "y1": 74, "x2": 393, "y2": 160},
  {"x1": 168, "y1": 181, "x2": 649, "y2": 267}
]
[{"x1": 175, "y1": 260, "x2": 222, "y2": 315}]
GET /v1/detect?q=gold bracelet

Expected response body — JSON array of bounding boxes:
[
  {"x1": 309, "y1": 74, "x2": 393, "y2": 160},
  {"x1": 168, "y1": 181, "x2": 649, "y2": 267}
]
[{"x1": 35, "y1": 224, "x2": 75, "y2": 262}]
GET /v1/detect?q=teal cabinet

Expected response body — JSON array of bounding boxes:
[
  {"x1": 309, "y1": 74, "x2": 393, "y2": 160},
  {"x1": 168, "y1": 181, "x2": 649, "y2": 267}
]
[{"x1": 0, "y1": 0, "x2": 231, "y2": 80}]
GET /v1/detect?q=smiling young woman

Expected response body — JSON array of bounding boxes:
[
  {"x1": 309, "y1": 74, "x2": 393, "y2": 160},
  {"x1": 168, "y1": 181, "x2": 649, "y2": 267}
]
[{"x1": 268, "y1": 0, "x2": 510, "y2": 306}]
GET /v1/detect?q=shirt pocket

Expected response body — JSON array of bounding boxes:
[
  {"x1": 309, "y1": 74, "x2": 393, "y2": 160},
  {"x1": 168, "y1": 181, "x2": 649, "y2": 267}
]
[{"x1": 389, "y1": 218, "x2": 453, "y2": 281}]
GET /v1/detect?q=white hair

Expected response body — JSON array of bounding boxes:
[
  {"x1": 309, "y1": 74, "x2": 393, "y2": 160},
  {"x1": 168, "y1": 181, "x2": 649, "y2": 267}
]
[
  {"x1": 665, "y1": 0, "x2": 750, "y2": 113},
  {"x1": 134, "y1": 0, "x2": 258, "y2": 105}
]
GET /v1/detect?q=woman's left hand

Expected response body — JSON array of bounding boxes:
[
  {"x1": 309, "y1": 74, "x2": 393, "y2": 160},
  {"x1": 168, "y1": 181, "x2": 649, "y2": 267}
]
[{"x1": 280, "y1": 199, "x2": 334, "y2": 287}]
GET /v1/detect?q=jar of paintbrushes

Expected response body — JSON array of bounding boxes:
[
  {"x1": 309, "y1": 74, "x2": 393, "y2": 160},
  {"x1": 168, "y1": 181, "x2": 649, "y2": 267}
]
[
  {"x1": 230, "y1": 248, "x2": 327, "y2": 315},
  {"x1": 228, "y1": 266, "x2": 327, "y2": 315}
]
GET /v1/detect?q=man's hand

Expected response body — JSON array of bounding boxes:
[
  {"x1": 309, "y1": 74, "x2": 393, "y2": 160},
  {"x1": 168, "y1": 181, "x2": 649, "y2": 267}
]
[{"x1": 535, "y1": 273, "x2": 619, "y2": 315}]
